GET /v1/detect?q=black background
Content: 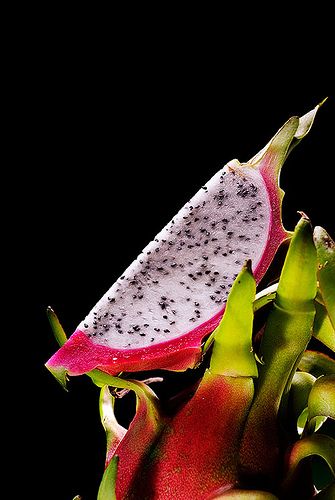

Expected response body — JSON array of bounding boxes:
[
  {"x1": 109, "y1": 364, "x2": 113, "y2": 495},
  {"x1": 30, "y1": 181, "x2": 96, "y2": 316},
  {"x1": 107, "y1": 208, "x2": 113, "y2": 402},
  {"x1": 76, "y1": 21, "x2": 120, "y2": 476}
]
[{"x1": 14, "y1": 36, "x2": 334, "y2": 500}]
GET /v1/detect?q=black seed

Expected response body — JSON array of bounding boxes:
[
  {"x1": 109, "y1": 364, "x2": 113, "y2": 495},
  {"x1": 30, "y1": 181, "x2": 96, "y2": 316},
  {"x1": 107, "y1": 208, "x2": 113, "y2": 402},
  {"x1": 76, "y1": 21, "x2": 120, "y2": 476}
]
[
  {"x1": 133, "y1": 325, "x2": 140, "y2": 332},
  {"x1": 186, "y1": 298, "x2": 191, "y2": 302},
  {"x1": 189, "y1": 317, "x2": 196, "y2": 322},
  {"x1": 154, "y1": 328, "x2": 160, "y2": 332},
  {"x1": 215, "y1": 290, "x2": 221, "y2": 294},
  {"x1": 159, "y1": 302, "x2": 166, "y2": 310},
  {"x1": 210, "y1": 295, "x2": 216, "y2": 300},
  {"x1": 144, "y1": 324, "x2": 149, "y2": 327},
  {"x1": 138, "y1": 295, "x2": 143, "y2": 299},
  {"x1": 118, "y1": 329, "x2": 123, "y2": 334},
  {"x1": 194, "y1": 302, "x2": 200, "y2": 306},
  {"x1": 153, "y1": 280, "x2": 159, "y2": 284},
  {"x1": 171, "y1": 263, "x2": 177, "y2": 267},
  {"x1": 139, "y1": 333, "x2": 146, "y2": 337},
  {"x1": 180, "y1": 281, "x2": 185, "y2": 285},
  {"x1": 151, "y1": 338, "x2": 155, "y2": 342},
  {"x1": 163, "y1": 315, "x2": 168, "y2": 319},
  {"x1": 205, "y1": 270, "x2": 211, "y2": 275},
  {"x1": 206, "y1": 283, "x2": 211, "y2": 286},
  {"x1": 84, "y1": 323, "x2": 88, "y2": 328},
  {"x1": 170, "y1": 321, "x2": 175, "y2": 325},
  {"x1": 164, "y1": 329, "x2": 170, "y2": 333},
  {"x1": 214, "y1": 271, "x2": 219, "y2": 275}
]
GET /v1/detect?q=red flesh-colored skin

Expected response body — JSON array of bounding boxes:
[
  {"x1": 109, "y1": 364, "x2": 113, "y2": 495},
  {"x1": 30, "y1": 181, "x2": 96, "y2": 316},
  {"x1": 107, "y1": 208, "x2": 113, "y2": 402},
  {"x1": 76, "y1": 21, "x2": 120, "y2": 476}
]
[
  {"x1": 46, "y1": 164, "x2": 287, "y2": 377},
  {"x1": 125, "y1": 370, "x2": 254, "y2": 500}
]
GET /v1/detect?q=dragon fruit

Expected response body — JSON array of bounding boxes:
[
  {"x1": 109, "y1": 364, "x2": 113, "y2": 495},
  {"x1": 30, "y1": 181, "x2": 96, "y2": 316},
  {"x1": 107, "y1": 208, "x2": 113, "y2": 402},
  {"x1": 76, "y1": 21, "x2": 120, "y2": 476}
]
[
  {"x1": 46, "y1": 105, "x2": 320, "y2": 380},
  {"x1": 46, "y1": 102, "x2": 335, "y2": 499}
]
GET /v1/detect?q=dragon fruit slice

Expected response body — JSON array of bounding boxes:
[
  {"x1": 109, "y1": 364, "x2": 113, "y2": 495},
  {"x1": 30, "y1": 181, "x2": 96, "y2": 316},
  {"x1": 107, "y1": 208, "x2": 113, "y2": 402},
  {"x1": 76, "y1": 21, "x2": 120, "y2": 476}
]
[{"x1": 46, "y1": 105, "x2": 320, "y2": 378}]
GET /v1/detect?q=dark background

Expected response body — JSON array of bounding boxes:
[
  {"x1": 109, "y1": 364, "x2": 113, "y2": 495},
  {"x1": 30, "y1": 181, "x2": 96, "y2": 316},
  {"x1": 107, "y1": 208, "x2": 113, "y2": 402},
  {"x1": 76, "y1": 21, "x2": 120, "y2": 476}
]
[{"x1": 15, "y1": 37, "x2": 333, "y2": 499}]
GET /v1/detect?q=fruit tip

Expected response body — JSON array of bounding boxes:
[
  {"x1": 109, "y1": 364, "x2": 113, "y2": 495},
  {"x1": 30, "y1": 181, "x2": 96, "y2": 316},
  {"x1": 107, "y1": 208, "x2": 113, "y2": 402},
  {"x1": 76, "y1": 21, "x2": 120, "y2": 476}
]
[
  {"x1": 318, "y1": 96, "x2": 328, "y2": 107},
  {"x1": 297, "y1": 210, "x2": 310, "y2": 222},
  {"x1": 244, "y1": 259, "x2": 253, "y2": 273}
]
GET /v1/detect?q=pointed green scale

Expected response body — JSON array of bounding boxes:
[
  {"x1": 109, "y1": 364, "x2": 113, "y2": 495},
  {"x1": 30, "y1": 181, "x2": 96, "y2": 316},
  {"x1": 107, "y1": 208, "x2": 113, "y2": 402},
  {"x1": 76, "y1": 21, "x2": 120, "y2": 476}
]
[
  {"x1": 276, "y1": 215, "x2": 317, "y2": 312},
  {"x1": 210, "y1": 260, "x2": 258, "y2": 377},
  {"x1": 46, "y1": 306, "x2": 67, "y2": 347},
  {"x1": 99, "y1": 386, "x2": 126, "y2": 463},
  {"x1": 314, "y1": 227, "x2": 335, "y2": 328},
  {"x1": 239, "y1": 216, "x2": 318, "y2": 483}
]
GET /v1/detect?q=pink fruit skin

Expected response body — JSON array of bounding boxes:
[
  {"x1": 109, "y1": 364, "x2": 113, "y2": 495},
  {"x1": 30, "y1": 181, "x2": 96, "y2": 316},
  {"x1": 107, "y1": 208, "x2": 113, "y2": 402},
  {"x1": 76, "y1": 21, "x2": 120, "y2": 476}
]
[
  {"x1": 125, "y1": 371, "x2": 254, "y2": 500},
  {"x1": 46, "y1": 160, "x2": 287, "y2": 377}
]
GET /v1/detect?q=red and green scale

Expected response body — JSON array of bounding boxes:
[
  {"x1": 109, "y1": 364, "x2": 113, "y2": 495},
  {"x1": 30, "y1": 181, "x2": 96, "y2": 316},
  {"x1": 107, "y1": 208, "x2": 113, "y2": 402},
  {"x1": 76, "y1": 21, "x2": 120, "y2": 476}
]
[{"x1": 46, "y1": 102, "x2": 335, "y2": 499}]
